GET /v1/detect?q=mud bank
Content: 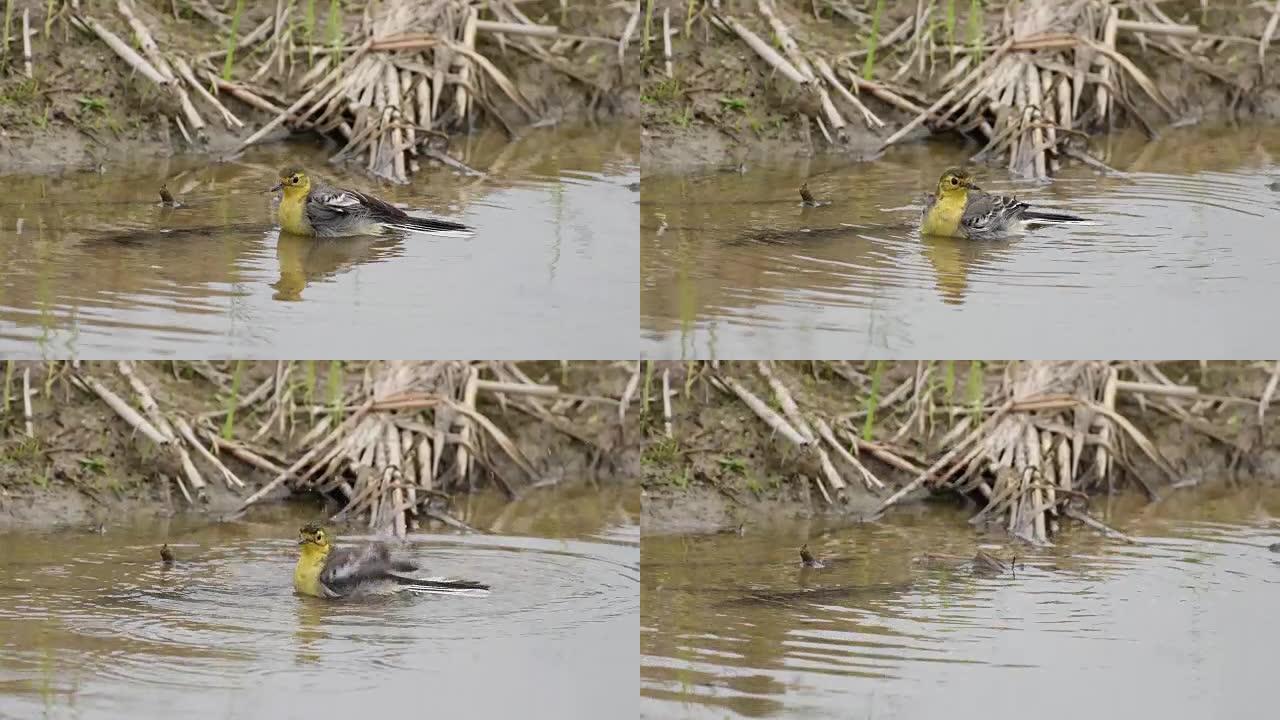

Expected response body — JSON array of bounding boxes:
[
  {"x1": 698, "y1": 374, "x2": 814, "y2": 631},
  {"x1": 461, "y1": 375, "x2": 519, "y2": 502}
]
[
  {"x1": 0, "y1": 0, "x2": 639, "y2": 174},
  {"x1": 641, "y1": 361, "x2": 1280, "y2": 536},
  {"x1": 0, "y1": 361, "x2": 639, "y2": 531},
  {"x1": 641, "y1": 0, "x2": 1280, "y2": 174}
]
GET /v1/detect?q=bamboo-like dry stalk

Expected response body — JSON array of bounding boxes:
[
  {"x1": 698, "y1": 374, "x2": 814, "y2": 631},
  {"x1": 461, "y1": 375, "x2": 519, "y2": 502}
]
[
  {"x1": 701, "y1": 0, "x2": 1238, "y2": 176},
  {"x1": 695, "y1": 361, "x2": 1263, "y2": 545}
]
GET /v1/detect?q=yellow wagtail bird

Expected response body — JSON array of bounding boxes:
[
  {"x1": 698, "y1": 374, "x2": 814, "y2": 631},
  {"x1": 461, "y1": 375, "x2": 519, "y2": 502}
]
[
  {"x1": 293, "y1": 524, "x2": 489, "y2": 599},
  {"x1": 920, "y1": 167, "x2": 1085, "y2": 240},
  {"x1": 271, "y1": 167, "x2": 472, "y2": 238}
]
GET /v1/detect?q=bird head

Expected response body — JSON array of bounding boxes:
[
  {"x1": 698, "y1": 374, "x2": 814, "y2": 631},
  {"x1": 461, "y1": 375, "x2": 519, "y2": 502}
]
[
  {"x1": 271, "y1": 167, "x2": 311, "y2": 195},
  {"x1": 298, "y1": 523, "x2": 331, "y2": 550},
  {"x1": 937, "y1": 167, "x2": 979, "y2": 195}
]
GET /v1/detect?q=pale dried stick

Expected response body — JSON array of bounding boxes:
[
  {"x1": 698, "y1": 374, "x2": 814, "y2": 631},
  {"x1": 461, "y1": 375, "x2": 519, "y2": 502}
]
[
  {"x1": 116, "y1": 0, "x2": 205, "y2": 135},
  {"x1": 717, "y1": 376, "x2": 808, "y2": 446},
  {"x1": 1261, "y1": 360, "x2": 1280, "y2": 424},
  {"x1": 661, "y1": 368, "x2": 673, "y2": 438},
  {"x1": 475, "y1": 379, "x2": 560, "y2": 397},
  {"x1": 662, "y1": 8, "x2": 672, "y2": 78},
  {"x1": 174, "y1": 57, "x2": 243, "y2": 128},
  {"x1": 1095, "y1": 367, "x2": 1117, "y2": 485},
  {"x1": 619, "y1": 2, "x2": 640, "y2": 65},
  {"x1": 814, "y1": 57, "x2": 884, "y2": 128},
  {"x1": 21, "y1": 9, "x2": 31, "y2": 78},
  {"x1": 876, "y1": 400, "x2": 1014, "y2": 513},
  {"x1": 455, "y1": 367, "x2": 480, "y2": 483},
  {"x1": 816, "y1": 419, "x2": 885, "y2": 490},
  {"x1": 206, "y1": 433, "x2": 285, "y2": 474},
  {"x1": 1063, "y1": 505, "x2": 1139, "y2": 544},
  {"x1": 476, "y1": 20, "x2": 557, "y2": 37},
  {"x1": 1116, "y1": 19, "x2": 1198, "y2": 37},
  {"x1": 880, "y1": 38, "x2": 1013, "y2": 148},
  {"x1": 720, "y1": 15, "x2": 806, "y2": 83},
  {"x1": 235, "y1": 39, "x2": 372, "y2": 151},
  {"x1": 757, "y1": 362, "x2": 814, "y2": 441},
  {"x1": 815, "y1": 448, "x2": 846, "y2": 502},
  {"x1": 237, "y1": 399, "x2": 374, "y2": 510},
  {"x1": 117, "y1": 361, "x2": 206, "y2": 494},
  {"x1": 1096, "y1": 7, "x2": 1119, "y2": 122},
  {"x1": 76, "y1": 14, "x2": 168, "y2": 84},
  {"x1": 175, "y1": 417, "x2": 245, "y2": 489},
  {"x1": 618, "y1": 361, "x2": 641, "y2": 423},
  {"x1": 454, "y1": 6, "x2": 478, "y2": 121},
  {"x1": 1264, "y1": 0, "x2": 1280, "y2": 80},
  {"x1": 76, "y1": 374, "x2": 168, "y2": 445},
  {"x1": 21, "y1": 367, "x2": 32, "y2": 437}
]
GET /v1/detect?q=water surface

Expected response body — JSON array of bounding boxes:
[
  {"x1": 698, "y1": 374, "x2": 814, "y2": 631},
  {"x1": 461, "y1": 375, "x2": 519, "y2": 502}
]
[
  {"x1": 641, "y1": 486, "x2": 1280, "y2": 719},
  {"x1": 0, "y1": 124, "x2": 638, "y2": 359},
  {"x1": 0, "y1": 484, "x2": 639, "y2": 719},
  {"x1": 641, "y1": 124, "x2": 1280, "y2": 358}
]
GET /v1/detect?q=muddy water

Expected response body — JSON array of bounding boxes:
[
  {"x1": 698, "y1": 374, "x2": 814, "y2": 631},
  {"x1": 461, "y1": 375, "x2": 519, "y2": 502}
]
[
  {"x1": 641, "y1": 124, "x2": 1280, "y2": 359},
  {"x1": 641, "y1": 487, "x2": 1280, "y2": 719},
  {"x1": 0, "y1": 485, "x2": 639, "y2": 719},
  {"x1": 0, "y1": 124, "x2": 638, "y2": 359}
]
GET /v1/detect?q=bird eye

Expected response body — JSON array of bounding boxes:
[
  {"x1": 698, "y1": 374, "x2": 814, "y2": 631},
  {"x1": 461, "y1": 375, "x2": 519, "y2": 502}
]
[
  {"x1": 290, "y1": 175, "x2": 301, "y2": 184},
  {"x1": 949, "y1": 177, "x2": 959, "y2": 186}
]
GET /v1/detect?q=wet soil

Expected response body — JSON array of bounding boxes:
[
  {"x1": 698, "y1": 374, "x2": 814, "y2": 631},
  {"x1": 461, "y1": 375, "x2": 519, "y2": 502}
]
[
  {"x1": 0, "y1": 361, "x2": 639, "y2": 530},
  {"x1": 641, "y1": 0, "x2": 1280, "y2": 173},
  {"x1": 641, "y1": 361, "x2": 1280, "y2": 535}
]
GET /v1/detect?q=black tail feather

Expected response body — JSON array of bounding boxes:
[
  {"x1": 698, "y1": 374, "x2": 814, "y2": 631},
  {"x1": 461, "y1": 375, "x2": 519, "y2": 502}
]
[
  {"x1": 1023, "y1": 210, "x2": 1086, "y2": 223},
  {"x1": 386, "y1": 215, "x2": 473, "y2": 236},
  {"x1": 392, "y1": 575, "x2": 490, "y2": 594}
]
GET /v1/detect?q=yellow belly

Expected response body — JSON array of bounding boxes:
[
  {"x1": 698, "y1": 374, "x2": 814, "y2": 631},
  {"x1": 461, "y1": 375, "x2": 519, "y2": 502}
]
[
  {"x1": 278, "y1": 192, "x2": 315, "y2": 236},
  {"x1": 294, "y1": 551, "x2": 327, "y2": 597},
  {"x1": 921, "y1": 195, "x2": 965, "y2": 237}
]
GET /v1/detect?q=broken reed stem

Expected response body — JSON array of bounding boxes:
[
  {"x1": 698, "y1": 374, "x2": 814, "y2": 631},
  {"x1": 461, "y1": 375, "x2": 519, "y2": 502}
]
[
  {"x1": 20, "y1": 7, "x2": 30, "y2": 78},
  {"x1": 661, "y1": 368, "x2": 673, "y2": 438},
  {"x1": 619, "y1": 361, "x2": 641, "y2": 423},
  {"x1": 235, "y1": 38, "x2": 372, "y2": 151},
  {"x1": 21, "y1": 367, "x2": 32, "y2": 438},
  {"x1": 661, "y1": 7, "x2": 672, "y2": 78}
]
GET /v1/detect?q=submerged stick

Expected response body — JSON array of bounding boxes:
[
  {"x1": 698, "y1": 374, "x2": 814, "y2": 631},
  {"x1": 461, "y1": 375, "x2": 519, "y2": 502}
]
[{"x1": 1063, "y1": 506, "x2": 1139, "y2": 544}]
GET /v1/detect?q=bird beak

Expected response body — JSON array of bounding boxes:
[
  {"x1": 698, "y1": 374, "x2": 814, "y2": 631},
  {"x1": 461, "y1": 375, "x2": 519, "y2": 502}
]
[{"x1": 270, "y1": 182, "x2": 283, "y2": 193}]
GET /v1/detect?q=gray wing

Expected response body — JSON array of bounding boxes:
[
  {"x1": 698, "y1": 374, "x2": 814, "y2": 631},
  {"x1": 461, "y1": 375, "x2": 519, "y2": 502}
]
[
  {"x1": 305, "y1": 181, "x2": 408, "y2": 228},
  {"x1": 319, "y1": 542, "x2": 414, "y2": 595},
  {"x1": 961, "y1": 190, "x2": 1027, "y2": 237}
]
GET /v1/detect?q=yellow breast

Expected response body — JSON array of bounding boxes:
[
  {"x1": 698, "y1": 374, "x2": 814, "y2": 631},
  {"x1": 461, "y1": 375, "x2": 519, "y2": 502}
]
[
  {"x1": 921, "y1": 191, "x2": 966, "y2": 237},
  {"x1": 278, "y1": 187, "x2": 315, "y2": 236},
  {"x1": 294, "y1": 546, "x2": 329, "y2": 597}
]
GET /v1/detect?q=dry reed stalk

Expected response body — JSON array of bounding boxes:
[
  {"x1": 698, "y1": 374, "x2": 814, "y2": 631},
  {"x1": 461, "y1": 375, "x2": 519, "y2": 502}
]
[
  {"x1": 705, "y1": 360, "x2": 1253, "y2": 542},
  {"x1": 661, "y1": 8, "x2": 672, "y2": 78},
  {"x1": 661, "y1": 368, "x2": 673, "y2": 438},
  {"x1": 21, "y1": 367, "x2": 32, "y2": 438},
  {"x1": 20, "y1": 8, "x2": 30, "y2": 78},
  {"x1": 175, "y1": 57, "x2": 244, "y2": 129}
]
